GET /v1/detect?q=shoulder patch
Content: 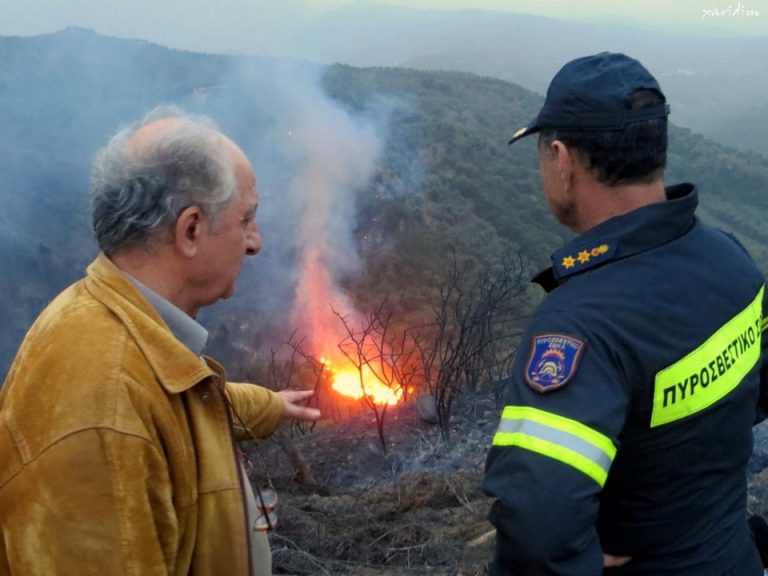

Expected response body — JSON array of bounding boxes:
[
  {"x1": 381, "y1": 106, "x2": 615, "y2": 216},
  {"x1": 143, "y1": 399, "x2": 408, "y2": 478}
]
[{"x1": 525, "y1": 333, "x2": 585, "y2": 393}]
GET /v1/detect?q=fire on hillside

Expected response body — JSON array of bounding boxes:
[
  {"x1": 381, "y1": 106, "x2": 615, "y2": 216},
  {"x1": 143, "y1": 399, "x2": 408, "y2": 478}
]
[{"x1": 320, "y1": 357, "x2": 403, "y2": 406}]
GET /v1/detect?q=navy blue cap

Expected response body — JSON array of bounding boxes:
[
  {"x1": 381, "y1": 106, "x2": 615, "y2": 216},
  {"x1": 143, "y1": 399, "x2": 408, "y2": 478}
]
[{"x1": 509, "y1": 52, "x2": 670, "y2": 144}]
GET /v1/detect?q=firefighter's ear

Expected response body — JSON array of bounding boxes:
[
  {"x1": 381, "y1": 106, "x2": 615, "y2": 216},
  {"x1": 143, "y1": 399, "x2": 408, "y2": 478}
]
[{"x1": 550, "y1": 140, "x2": 575, "y2": 192}]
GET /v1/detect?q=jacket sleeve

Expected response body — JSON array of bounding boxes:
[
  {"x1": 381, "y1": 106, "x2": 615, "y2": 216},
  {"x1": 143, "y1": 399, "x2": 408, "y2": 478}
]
[
  {"x1": 719, "y1": 233, "x2": 768, "y2": 426},
  {"x1": 225, "y1": 382, "x2": 284, "y2": 440},
  {"x1": 483, "y1": 311, "x2": 629, "y2": 575},
  {"x1": 0, "y1": 427, "x2": 176, "y2": 576}
]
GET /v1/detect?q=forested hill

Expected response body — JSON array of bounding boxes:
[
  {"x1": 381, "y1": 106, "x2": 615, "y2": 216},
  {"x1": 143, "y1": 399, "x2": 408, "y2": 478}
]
[{"x1": 1, "y1": 28, "x2": 768, "y2": 380}]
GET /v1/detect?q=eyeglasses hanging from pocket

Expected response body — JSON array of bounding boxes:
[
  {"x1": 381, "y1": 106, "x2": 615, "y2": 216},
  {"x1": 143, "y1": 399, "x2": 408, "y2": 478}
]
[{"x1": 252, "y1": 487, "x2": 278, "y2": 532}]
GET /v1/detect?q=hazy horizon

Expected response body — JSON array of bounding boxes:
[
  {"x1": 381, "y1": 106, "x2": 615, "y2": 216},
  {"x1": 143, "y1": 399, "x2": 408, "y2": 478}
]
[{"x1": 1, "y1": 0, "x2": 765, "y2": 61}]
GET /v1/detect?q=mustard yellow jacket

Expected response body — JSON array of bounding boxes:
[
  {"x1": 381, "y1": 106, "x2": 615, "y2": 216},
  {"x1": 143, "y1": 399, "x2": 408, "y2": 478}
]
[{"x1": 0, "y1": 254, "x2": 285, "y2": 575}]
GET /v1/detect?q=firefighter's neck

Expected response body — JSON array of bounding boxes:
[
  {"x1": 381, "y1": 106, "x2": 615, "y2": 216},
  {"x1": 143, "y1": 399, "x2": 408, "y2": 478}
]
[{"x1": 568, "y1": 163, "x2": 666, "y2": 234}]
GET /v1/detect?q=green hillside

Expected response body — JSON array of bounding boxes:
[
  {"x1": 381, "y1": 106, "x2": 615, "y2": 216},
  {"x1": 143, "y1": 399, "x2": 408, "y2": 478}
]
[
  {"x1": 1, "y1": 29, "x2": 768, "y2": 379},
  {"x1": 319, "y1": 64, "x2": 768, "y2": 301}
]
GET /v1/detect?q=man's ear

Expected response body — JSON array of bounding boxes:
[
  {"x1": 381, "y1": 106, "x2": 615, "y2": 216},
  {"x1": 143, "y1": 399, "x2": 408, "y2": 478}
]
[{"x1": 175, "y1": 205, "x2": 203, "y2": 258}]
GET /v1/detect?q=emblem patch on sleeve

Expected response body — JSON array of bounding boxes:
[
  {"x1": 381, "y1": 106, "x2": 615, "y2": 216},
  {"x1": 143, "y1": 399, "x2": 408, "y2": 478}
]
[{"x1": 525, "y1": 333, "x2": 585, "y2": 392}]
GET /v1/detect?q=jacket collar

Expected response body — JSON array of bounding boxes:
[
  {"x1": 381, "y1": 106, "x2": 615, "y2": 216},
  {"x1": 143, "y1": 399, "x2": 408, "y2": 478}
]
[
  {"x1": 84, "y1": 253, "x2": 215, "y2": 394},
  {"x1": 533, "y1": 183, "x2": 698, "y2": 292}
]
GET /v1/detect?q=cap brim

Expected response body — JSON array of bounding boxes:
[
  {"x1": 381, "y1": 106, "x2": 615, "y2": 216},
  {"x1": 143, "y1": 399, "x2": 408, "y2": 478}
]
[{"x1": 508, "y1": 121, "x2": 541, "y2": 145}]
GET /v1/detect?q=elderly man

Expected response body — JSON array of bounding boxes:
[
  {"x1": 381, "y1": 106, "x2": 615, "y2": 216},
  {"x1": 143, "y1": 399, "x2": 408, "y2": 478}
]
[
  {"x1": 0, "y1": 107, "x2": 319, "y2": 575},
  {"x1": 483, "y1": 53, "x2": 767, "y2": 574}
]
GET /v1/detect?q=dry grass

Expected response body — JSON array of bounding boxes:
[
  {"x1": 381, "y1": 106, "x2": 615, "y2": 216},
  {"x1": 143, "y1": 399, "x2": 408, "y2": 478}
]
[
  {"x1": 270, "y1": 469, "x2": 493, "y2": 575},
  {"x1": 249, "y1": 395, "x2": 500, "y2": 575}
]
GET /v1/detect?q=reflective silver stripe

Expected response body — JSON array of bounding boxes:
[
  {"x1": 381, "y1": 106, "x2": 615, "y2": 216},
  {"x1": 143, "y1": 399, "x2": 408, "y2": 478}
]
[{"x1": 496, "y1": 417, "x2": 613, "y2": 475}]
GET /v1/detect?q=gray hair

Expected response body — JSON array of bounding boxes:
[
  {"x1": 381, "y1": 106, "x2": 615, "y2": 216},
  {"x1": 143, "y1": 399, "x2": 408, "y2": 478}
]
[{"x1": 90, "y1": 105, "x2": 237, "y2": 255}]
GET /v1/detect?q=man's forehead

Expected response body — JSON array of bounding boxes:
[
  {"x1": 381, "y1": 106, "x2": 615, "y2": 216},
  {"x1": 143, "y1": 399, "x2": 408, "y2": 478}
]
[{"x1": 233, "y1": 152, "x2": 258, "y2": 198}]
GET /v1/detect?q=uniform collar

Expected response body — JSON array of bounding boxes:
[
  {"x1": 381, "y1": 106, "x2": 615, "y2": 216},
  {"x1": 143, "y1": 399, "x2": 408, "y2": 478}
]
[{"x1": 534, "y1": 183, "x2": 698, "y2": 292}]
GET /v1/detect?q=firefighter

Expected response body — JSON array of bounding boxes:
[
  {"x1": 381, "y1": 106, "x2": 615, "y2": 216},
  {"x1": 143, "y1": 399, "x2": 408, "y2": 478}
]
[{"x1": 483, "y1": 52, "x2": 768, "y2": 575}]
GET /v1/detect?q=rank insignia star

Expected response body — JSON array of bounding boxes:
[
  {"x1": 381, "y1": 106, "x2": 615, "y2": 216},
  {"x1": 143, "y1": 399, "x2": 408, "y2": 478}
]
[{"x1": 556, "y1": 243, "x2": 612, "y2": 275}]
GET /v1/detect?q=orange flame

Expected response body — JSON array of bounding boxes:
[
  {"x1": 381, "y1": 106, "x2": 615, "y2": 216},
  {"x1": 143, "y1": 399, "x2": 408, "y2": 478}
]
[{"x1": 321, "y1": 358, "x2": 402, "y2": 406}]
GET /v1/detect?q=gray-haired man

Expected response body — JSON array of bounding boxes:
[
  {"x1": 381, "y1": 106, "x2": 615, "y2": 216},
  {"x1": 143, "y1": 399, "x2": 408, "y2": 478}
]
[{"x1": 0, "y1": 107, "x2": 319, "y2": 575}]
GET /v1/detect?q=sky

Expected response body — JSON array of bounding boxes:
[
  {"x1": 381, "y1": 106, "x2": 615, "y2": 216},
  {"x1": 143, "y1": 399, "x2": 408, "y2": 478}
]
[{"x1": 0, "y1": 0, "x2": 765, "y2": 58}]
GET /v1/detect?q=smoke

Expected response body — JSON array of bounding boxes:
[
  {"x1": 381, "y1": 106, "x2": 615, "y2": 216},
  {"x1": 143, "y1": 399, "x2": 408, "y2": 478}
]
[
  {"x1": 196, "y1": 58, "x2": 387, "y2": 361},
  {"x1": 0, "y1": 29, "x2": 390, "y2": 377},
  {"x1": 279, "y1": 65, "x2": 383, "y2": 356}
]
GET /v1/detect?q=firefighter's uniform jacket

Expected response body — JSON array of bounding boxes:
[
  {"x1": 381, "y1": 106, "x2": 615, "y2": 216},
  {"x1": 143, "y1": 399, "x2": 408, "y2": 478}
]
[{"x1": 484, "y1": 184, "x2": 768, "y2": 575}]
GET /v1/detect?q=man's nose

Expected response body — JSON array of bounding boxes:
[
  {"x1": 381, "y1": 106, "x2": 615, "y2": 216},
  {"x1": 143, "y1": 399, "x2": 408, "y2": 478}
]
[{"x1": 246, "y1": 225, "x2": 261, "y2": 256}]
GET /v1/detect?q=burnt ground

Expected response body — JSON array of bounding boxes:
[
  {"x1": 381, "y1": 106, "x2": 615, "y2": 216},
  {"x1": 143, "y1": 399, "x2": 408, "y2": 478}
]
[
  {"x1": 246, "y1": 394, "x2": 768, "y2": 576},
  {"x1": 248, "y1": 393, "x2": 499, "y2": 576},
  {"x1": 748, "y1": 421, "x2": 768, "y2": 516}
]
